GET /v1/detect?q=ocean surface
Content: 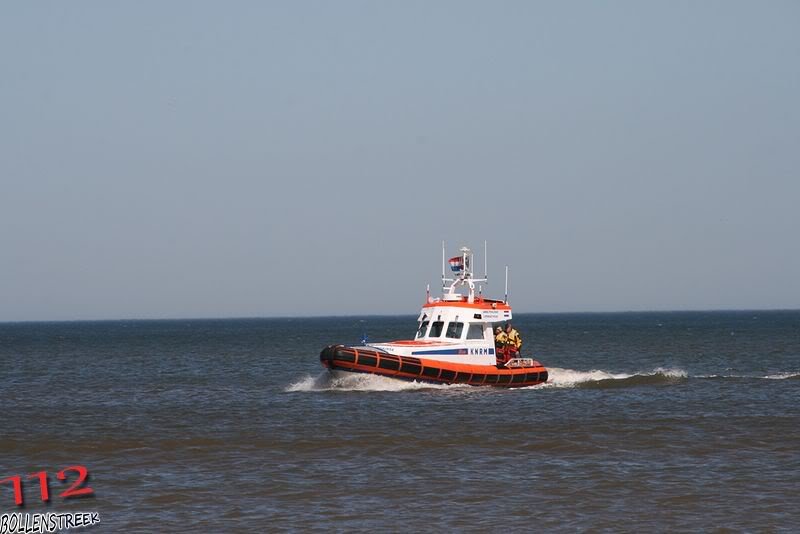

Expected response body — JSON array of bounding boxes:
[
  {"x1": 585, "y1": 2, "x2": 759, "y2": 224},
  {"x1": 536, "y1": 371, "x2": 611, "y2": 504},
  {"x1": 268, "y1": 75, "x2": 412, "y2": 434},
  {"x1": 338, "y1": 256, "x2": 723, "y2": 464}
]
[{"x1": 1, "y1": 311, "x2": 799, "y2": 532}]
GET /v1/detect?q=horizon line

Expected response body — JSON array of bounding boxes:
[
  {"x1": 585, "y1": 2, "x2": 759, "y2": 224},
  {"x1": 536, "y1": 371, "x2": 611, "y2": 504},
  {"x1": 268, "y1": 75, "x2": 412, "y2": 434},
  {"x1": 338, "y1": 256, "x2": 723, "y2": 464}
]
[{"x1": 1, "y1": 307, "x2": 798, "y2": 324}]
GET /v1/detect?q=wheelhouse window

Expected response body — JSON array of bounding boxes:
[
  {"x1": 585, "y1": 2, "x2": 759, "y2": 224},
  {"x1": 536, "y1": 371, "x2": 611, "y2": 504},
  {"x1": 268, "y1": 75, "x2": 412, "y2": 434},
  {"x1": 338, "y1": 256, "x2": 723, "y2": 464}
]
[
  {"x1": 429, "y1": 321, "x2": 444, "y2": 338},
  {"x1": 416, "y1": 321, "x2": 429, "y2": 339},
  {"x1": 446, "y1": 322, "x2": 464, "y2": 339},
  {"x1": 466, "y1": 323, "x2": 484, "y2": 340}
]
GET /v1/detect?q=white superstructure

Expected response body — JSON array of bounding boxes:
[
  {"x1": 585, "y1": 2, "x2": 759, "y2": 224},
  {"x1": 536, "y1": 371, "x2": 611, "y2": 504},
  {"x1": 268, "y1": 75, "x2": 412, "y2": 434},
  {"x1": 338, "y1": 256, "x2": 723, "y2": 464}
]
[{"x1": 362, "y1": 246, "x2": 512, "y2": 365}]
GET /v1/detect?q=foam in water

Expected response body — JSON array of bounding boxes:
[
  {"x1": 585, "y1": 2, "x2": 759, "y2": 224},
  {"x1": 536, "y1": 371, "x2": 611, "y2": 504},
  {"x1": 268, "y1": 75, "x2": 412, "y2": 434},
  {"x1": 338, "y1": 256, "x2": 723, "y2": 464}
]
[
  {"x1": 696, "y1": 372, "x2": 800, "y2": 380},
  {"x1": 537, "y1": 367, "x2": 687, "y2": 389},
  {"x1": 288, "y1": 367, "x2": 691, "y2": 392},
  {"x1": 763, "y1": 372, "x2": 800, "y2": 380},
  {"x1": 286, "y1": 372, "x2": 468, "y2": 392}
]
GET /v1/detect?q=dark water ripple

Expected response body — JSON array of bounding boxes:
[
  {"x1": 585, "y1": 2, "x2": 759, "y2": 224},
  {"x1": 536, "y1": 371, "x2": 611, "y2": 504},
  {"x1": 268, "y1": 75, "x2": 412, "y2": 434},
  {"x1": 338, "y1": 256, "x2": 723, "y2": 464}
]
[{"x1": 1, "y1": 312, "x2": 799, "y2": 531}]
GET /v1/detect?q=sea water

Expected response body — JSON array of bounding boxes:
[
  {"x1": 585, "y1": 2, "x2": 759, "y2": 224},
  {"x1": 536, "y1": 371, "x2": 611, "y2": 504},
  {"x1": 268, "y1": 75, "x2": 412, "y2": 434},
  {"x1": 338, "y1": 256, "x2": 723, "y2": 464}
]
[{"x1": 1, "y1": 311, "x2": 798, "y2": 531}]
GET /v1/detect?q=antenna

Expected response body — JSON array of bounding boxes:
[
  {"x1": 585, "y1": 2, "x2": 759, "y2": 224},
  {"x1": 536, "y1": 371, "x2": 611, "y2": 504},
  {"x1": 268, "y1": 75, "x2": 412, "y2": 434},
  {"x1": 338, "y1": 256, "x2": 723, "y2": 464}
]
[
  {"x1": 441, "y1": 241, "x2": 445, "y2": 287},
  {"x1": 504, "y1": 265, "x2": 509, "y2": 303},
  {"x1": 484, "y1": 240, "x2": 488, "y2": 282}
]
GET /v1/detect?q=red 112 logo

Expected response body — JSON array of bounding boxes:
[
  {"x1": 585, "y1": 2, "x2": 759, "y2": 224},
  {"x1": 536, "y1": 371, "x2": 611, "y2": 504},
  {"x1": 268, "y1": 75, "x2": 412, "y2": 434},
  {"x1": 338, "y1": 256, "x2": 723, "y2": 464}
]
[{"x1": 1, "y1": 466, "x2": 94, "y2": 506}]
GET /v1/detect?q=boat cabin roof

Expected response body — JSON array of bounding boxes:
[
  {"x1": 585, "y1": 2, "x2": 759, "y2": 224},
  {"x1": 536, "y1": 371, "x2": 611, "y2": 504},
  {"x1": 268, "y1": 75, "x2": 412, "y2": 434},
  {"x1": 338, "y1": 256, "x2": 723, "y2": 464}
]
[
  {"x1": 422, "y1": 295, "x2": 510, "y2": 310},
  {"x1": 419, "y1": 296, "x2": 512, "y2": 325}
]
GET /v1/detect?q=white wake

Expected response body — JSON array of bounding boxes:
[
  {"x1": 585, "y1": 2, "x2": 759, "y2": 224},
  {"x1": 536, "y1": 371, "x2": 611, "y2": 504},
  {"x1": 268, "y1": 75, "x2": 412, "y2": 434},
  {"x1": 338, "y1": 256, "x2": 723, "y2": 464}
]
[
  {"x1": 287, "y1": 367, "x2": 691, "y2": 392},
  {"x1": 536, "y1": 367, "x2": 688, "y2": 388},
  {"x1": 762, "y1": 372, "x2": 800, "y2": 380},
  {"x1": 285, "y1": 371, "x2": 468, "y2": 392}
]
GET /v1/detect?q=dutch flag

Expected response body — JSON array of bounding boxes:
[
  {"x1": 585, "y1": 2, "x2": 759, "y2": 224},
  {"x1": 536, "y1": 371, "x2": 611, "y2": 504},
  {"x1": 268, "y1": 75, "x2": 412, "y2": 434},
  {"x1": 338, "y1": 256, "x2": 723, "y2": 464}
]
[{"x1": 449, "y1": 256, "x2": 464, "y2": 272}]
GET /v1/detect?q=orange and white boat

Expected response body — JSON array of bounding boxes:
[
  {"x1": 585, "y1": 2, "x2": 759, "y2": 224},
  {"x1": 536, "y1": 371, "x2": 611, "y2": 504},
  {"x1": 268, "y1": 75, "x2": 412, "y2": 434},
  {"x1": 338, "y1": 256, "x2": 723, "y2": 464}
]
[{"x1": 320, "y1": 245, "x2": 548, "y2": 387}]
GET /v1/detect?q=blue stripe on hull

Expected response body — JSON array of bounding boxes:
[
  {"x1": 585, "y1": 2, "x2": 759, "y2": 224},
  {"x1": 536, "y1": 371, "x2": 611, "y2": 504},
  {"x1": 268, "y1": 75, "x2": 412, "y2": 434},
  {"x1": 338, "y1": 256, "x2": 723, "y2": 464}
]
[{"x1": 411, "y1": 348, "x2": 495, "y2": 356}]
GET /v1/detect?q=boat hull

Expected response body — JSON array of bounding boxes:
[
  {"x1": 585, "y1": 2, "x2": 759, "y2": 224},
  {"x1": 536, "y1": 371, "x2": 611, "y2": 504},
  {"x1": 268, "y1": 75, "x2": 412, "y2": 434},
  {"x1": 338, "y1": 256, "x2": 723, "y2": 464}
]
[{"x1": 320, "y1": 345, "x2": 548, "y2": 388}]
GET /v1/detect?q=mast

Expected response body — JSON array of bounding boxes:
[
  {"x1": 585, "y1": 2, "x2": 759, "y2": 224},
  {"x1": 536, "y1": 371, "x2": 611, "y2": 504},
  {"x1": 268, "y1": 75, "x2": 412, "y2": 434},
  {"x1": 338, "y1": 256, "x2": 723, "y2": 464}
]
[{"x1": 440, "y1": 245, "x2": 489, "y2": 303}]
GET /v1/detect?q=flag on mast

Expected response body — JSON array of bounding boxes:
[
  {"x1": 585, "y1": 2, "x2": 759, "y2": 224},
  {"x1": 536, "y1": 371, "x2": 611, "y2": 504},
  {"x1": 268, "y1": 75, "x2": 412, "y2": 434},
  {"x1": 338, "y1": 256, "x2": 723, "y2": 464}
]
[{"x1": 448, "y1": 256, "x2": 464, "y2": 272}]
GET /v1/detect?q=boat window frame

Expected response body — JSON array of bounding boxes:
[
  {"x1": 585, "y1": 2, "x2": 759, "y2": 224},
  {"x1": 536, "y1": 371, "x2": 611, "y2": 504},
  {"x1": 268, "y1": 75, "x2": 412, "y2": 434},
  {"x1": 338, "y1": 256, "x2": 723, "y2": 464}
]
[
  {"x1": 415, "y1": 320, "x2": 430, "y2": 339},
  {"x1": 445, "y1": 321, "x2": 464, "y2": 339},
  {"x1": 466, "y1": 323, "x2": 485, "y2": 340},
  {"x1": 429, "y1": 321, "x2": 445, "y2": 338}
]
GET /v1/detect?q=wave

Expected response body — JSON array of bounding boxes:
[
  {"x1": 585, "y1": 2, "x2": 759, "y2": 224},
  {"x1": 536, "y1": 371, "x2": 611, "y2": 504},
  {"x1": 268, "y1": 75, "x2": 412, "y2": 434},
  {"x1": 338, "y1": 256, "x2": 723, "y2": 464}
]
[
  {"x1": 763, "y1": 372, "x2": 800, "y2": 380},
  {"x1": 695, "y1": 372, "x2": 800, "y2": 380},
  {"x1": 539, "y1": 367, "x2": 688, "y2": 389},
  {"x1": 539, "y1": 368, "x2": 800, "y2": 388},
  {"x1": 285, "y1": 371, "x2": 468, "y2": 392}
]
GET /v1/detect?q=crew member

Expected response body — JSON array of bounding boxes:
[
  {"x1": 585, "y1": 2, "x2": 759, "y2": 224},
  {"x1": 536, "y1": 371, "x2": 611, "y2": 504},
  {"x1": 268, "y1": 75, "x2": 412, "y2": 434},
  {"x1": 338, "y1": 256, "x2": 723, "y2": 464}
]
[
  {"x1": 505, "y1": 323, "x2": 522, "y2": 357},
  {"x1": 494, "y1": 326, "x2": 509, "y2": 363},
  {"x1": 494, "y1": 326, "x2": 507, "y2": 348}
]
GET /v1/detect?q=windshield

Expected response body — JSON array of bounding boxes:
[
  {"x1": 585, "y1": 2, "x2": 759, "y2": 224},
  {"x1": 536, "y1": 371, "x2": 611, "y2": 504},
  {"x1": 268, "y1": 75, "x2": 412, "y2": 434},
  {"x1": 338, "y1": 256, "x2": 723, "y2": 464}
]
[
  {"x1": 415, "y1": 321, "x2": 429, "y2": 339},
  {"x1": 446, "y1": 322, "x2": 464, "y2": 339},
  {"x1": 466, "y1": 323, "x2": 484, "y2": 340},
  {"x1": 429, "y1": 321, "x2": 444, "y2": 338}
]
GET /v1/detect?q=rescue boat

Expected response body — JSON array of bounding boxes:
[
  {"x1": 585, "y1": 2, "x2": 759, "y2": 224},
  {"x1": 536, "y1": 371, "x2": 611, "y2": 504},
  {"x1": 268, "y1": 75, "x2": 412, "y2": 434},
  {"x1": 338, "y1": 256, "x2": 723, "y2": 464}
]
[{"x1": 320, "y1": 245, "x2": 548, "y2": 388}]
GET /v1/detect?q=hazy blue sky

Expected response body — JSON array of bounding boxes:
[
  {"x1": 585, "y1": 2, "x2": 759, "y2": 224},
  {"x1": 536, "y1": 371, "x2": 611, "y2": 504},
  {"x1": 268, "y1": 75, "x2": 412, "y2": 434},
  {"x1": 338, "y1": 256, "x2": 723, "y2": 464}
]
[{"x1": 2, "y1": 1, "x2": 799, "y2": 321}]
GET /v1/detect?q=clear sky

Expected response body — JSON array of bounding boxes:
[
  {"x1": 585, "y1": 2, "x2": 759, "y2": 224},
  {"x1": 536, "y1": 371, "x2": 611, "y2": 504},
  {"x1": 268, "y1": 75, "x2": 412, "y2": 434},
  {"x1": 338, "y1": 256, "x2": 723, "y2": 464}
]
[{"x1": 2, "y1": 1, "x2": 798, "y2": 321}]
